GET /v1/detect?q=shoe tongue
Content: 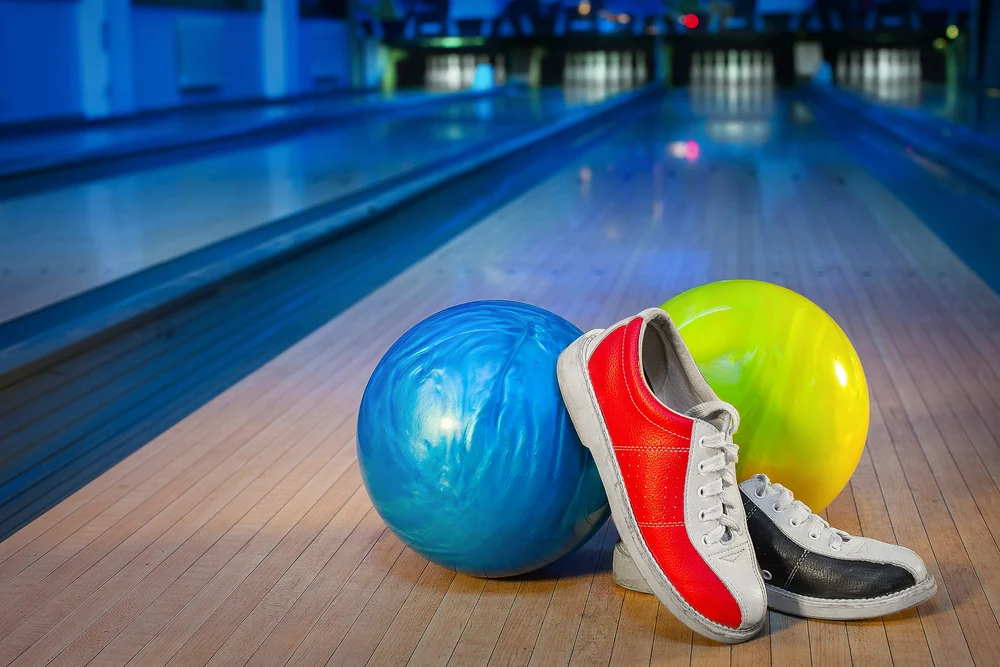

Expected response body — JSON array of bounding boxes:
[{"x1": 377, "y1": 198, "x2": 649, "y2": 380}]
[{"x1": 684, "y1": 401, "x2": 740, "y2": 434}]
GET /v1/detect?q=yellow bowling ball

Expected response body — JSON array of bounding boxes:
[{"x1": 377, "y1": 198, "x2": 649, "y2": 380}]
[{"x1": 662, "y1": 280, "x2": 869, "y2": 512}]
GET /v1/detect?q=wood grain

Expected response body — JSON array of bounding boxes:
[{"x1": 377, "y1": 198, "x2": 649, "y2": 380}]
[{"x1": 2, "y1": 89, "x2": 998, "y2": 667}]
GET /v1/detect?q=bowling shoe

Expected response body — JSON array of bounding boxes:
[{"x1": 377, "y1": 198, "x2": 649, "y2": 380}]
[
  {"x1": 611, "y1": 474, "x2": 937, "y2": 619},
  {"x1": 557, "y1": 308, "x2": 766, "y2": 644}
]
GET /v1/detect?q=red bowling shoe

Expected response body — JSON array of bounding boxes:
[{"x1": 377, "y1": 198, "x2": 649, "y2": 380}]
[{"x1": 557, "y1": 308, "x2": 766, "y2": 643}]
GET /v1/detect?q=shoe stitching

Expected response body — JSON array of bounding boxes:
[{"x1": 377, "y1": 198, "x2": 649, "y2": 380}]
[
  {"x1": 784, "y1": 549, "x2": 809, "y2": 588},
  {"x1": 578, "y1": 332, "x2": 758, "y2": 639},
  {"x1": 616, "y1": 324, "x2": 758, "y2": 632},
  {"x1": 636, "y1": 521, "x2": 686, "y2": 527},
  {"x1": 613, "y1": 445, "x2": 690, "y2": 452}
]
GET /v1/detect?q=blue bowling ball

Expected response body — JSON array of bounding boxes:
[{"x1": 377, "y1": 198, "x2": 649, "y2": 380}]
[{"x1": 357, "y1": 300, "x2": 609, "y2": 577}]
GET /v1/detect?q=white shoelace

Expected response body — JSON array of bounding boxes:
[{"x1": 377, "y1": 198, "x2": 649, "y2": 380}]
[
  {"x1": 686, "y1": 401, "x2": 742, "y2": 546},
  {"x1": 749, "y1": 474, "x2": 852, "y2": 550}
]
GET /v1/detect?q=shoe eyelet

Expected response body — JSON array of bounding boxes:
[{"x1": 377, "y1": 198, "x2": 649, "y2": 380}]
[
  {"x1": 761, "y1": 569, "x2": 772, "y2": 581},
  {"x1": 830, "y1": 543, "x2": 842, "y2": 551},
  {"x1": 809, "y1": 532, "x2": 821, "y2": 540},
  {"x1": 698, "y1": 509, "x2": 707, "y2": 521},
  {"x1": 701, "y1": 535, "x2": 710, "y2": 546},
  {"x1": 789, "y1": 518, "x2": 800, "y2": 528},
  {"x1": 755, "y1": 489, "x2": 766, "y2": 499},
  {"x1": 772, "y1": 503, "x2": 783, "y2": 512},
  {"x1": 697, "y1": 437, "x2": 707, "y2": 448},
  {"x1": 697, "y1": 461, "x2": 707, "y2": 473}
]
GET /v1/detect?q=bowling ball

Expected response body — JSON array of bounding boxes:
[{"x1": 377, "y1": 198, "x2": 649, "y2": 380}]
[
  {"x1": 357, "y1": 300, "x2": 609, "y2": 577},
  {"x1": 662, "y1": 280, "x2": 869, "y2": 512}
]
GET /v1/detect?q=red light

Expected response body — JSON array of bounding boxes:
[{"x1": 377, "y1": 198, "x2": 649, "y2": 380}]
[
  {"x1": 685, "y1": 141, "x2": 699, "y2": 160},
  {"x1": 683, "y1": 14, "x2": 699, "y2": 29}
]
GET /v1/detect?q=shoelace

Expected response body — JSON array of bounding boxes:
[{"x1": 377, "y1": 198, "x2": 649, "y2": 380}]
[
  {"x1": 685, "y1": 401, "x2": 742, "y2": 546},
  {"x1": 750, "y1": 474, "x2": 852, "y2": 550}
]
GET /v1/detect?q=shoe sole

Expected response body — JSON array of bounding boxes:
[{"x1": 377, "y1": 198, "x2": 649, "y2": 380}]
[
  {"x1": 557, "y1": 332, "x2": 763, "y2": 644},
  {"x1": 613, "y1": 534, "x2": 938, "y2": 620}
]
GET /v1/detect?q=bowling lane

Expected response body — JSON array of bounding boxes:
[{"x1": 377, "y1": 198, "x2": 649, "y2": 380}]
[
  {"x1": 921, "y1": 85, "x2": 1000, "y2": 139},
  {"x1": 841, "y1": 79, "x2": 1000, "y2": 142},
  {"x1": 1, "y1": 86, "x2": 998, "y2": 665},
  {"x1": 839, "y1": 78, "x2": 1000, "y2": 139},
  {"x1": 0, "y1": 85, "x2": 627, "y2": 326},
  {"x1": 5, "y1": 84, "x2": 997, "y2": 665},
  {"x1": 0, "y1": 89, "x2": 435, "y2": 178},
  {"x1": 824, "y1": 79, "x2": 1000, "y2": 203}
]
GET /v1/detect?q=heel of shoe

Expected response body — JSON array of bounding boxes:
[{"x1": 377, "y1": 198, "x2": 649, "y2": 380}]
[{"x1": 557, "y1": 335, "x2": 604, "y2": 453}]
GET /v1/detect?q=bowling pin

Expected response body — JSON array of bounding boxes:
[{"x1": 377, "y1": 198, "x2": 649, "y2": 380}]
[
  {"x1": 584, "y1": 52, "x2": 596, "y2": 84},
  {"x1": 763, "y1": 52, "x2": 774, "y2": 83},
  {"x1": 849, "y1": 50, "x2": 861, "y2": 86},
  {"x1": 863, "y1": 49, "x2": 875, "y2": 82},
  {"x1": 622, "y1": 51, "x2": 633, "y2": 86},
  {"x1": 462, "y1": 54, "x2": 475, "y2": 87},
  {"x1": 692, "y1": 52, "x2": 703, "y2": 85},
  {"x1": 609, "y1": 51, "x2": 621, "y2": 87},
  {"x1": 836, "y1": 52, "x2": 846, "y2": 82},
  {"x1": 635, "y1": 51, "x2": 647, "y2": 84},
  {"x1": 740, "y1": 50, "x2": 751, "y2": 84},
  {"x1": 596, "y1": 51, "x2": 608, "y2": 85},
  {"x1": 447, "y1": 54, "x2": 461, "y2": 90}
]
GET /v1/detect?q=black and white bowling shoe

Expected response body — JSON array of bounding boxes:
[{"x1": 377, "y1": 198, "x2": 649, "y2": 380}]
[{"x1": 612, "y1": 474, "x2": 937, "y2": 620}]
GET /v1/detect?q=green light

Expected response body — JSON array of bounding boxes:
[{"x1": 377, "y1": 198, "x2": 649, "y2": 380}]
[
  {"x1": 933, "y1": 37, "x2": 946, "y2": 50},
  {"x1": 424, "y1": 37, "x2": 485, "y2": 48},
  {"x1": 946, "y1": 25, "x2": 959, "y2": 39}
]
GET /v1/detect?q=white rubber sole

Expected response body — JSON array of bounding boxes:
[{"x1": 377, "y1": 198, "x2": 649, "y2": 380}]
[
  {"x1": 613, "y1": 539, "x2": 938, "y2": 620},
  {"x1": 557, "y1": 333, "x2": 762, "y2": 644}
]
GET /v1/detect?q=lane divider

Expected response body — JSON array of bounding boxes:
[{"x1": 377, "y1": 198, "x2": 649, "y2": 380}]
[
  {"x1": 0, "y1": 88, "x2": 503, "y2": 182},
  {"x1": 0, "y1": 85, "x2": 662, "y2": 382}
]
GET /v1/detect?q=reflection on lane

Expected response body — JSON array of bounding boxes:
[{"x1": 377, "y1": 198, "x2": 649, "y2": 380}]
[
  {"x1": 0, "y1": 90, "x2": 428, "y2": 172},
  {"x1": 0, "y1": 85, "x2": 638, "y2": 325},
  {"x1": 836, "y1": 79, "x2": 1000, "y2": 143}
]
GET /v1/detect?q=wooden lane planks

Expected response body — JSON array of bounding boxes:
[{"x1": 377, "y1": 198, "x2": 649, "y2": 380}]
[
  {"x1": 178, "y1": 153, "x2": 614, "y2": 667},
  {"x1": 2, "y1": 93, "x2": 1000, "y2": 666},
  {"x1": 757, "y1": 144, "x2": 976, "y2": 667},
  {"x1": 800, "y1": 158, "x2": 1000, "y2": 665},
  {"x1": 0, "y1": 132, "x2": 580, "y2": 664},
  {"x1": 0, "y1": 271, "x2": 436, "y2": 579},
  {"x1": 0, "y1": 287, "x2": 439, "y2": 665}
]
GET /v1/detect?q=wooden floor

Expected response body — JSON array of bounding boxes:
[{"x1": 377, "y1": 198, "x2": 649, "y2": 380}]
[{"x1": 2, "y1": 89, "x2": 1000, "y2": 666}]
